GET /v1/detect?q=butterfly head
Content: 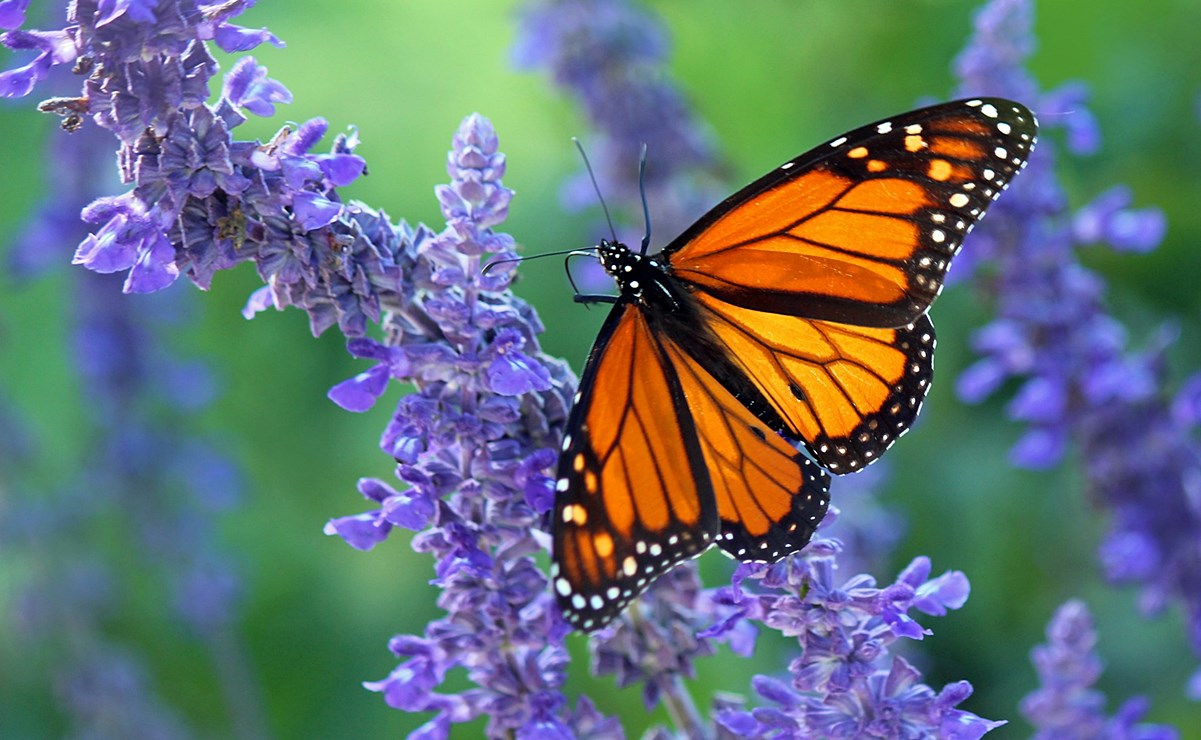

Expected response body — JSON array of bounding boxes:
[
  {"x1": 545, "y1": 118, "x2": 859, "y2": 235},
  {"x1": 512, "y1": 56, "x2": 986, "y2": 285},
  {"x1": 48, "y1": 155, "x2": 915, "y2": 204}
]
[{"x1": 597, "y1": 238, "x2": 670, "y2": 304}]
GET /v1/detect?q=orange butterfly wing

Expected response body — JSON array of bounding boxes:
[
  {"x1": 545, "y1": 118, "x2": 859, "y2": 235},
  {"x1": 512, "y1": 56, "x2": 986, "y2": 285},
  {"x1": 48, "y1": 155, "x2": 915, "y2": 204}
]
[
  {"x1": 694, "y1": 292, "x2": 935, "y2": 473},
  {"x1": 552, "y1": 303, "x2": 717, "y2": 630},
  {"x1": 661, "y1": 98, "x2": 1035, "y2": 470},
  {"x1": 661, "y1": 338, "x2": 830, "y2": 560},
  {"x1": 666, "y1": 98, "x2": 1037, "y2": 327},
  {"x1": 552, "y1": 301, "x2": 830, "y2": 630}
]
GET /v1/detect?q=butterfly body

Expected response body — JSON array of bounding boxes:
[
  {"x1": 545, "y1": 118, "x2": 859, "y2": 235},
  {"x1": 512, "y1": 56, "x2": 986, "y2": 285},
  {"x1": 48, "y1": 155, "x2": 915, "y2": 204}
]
[
  {"x1": 593, "y1": 239, "x2": 680, "y2": 311},
  {"x1": 551, "y1": 98, "x2": 1037, "y2": 630}
]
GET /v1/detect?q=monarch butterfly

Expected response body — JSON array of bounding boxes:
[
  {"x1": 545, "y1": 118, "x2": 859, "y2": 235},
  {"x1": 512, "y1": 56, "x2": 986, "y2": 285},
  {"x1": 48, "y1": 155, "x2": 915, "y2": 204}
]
[{"x1": 549, "y1": 98, "x2": 1037, "y2": 631}]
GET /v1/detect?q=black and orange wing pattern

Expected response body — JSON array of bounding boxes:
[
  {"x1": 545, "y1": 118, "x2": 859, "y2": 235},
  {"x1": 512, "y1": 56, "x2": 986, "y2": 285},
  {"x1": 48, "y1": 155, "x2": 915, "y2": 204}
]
[
  {"x1": 659, "y1": 337, "x2": 830, "y2": 561},
  {"x1": 693, "y1": 293, "x2": 936, "y2": 473},
  {"x1": 551, "y1": 303, "x2": 718, "y2": 630},
  {"x1": 550, "y1": 296, "x2": 831, "y2": 629},
  {"x1": 551, "y1": 98, "x2": 1037, "y2": 630},
  {"x1": 665, "y1": 98, "x2": 1035, "y2": 471},
  {"x1": 666, "y1": 98, "x2": 1037, "y2": 327}
]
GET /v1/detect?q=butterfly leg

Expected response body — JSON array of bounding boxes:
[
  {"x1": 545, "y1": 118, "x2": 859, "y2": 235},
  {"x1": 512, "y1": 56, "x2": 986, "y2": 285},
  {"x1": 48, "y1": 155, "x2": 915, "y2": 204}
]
[{"x1": 574, "y1": 294, "x2": 619, "y2": 306}]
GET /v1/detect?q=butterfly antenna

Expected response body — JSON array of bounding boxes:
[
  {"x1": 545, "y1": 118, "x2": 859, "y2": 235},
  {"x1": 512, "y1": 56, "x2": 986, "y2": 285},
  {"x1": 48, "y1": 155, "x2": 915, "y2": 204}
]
[
  {"x1": 573, "y1": 137, "x2": 619, "y2": 244},
  {"x1": 637, "y1": 143, "x2": 652, "y2": 255},
  {"x1": 482, "y1": 247, "x2": 592, "y2": 275}
]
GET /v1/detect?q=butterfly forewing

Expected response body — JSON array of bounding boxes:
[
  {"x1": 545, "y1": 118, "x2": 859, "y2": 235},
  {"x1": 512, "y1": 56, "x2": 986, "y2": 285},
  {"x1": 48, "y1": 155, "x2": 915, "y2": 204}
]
[
  {"x1": 551, "y1": 303, "x2": 718, "y2": 631},
  {"x1": 665, "y1": 98, "x2": 1037, "y2": 328}
]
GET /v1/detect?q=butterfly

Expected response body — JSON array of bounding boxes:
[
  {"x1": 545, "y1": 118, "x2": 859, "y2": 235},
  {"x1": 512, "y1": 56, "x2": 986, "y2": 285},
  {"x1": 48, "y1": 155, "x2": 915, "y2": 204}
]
[{"x1": 549, "y1": 98, "x2": 1037, "y2": 631}]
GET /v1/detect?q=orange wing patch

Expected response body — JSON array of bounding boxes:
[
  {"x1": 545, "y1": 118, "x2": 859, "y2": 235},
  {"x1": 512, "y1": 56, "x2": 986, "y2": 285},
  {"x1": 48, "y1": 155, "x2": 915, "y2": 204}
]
[
  {"x1": 692, "y1": 291, "x2": 936, "y2": 474},
  {"x1": 682, "y1": 169, "x2": 855, "y2": 253},
  {"x1": 663, "y1": 99, "x2": 1038, "y2": 329},
  {"x1": 552, "y1": 304, "x2": 717, "y2": 631},
  {"x1": 667, "y1": 169, "x2": 942, "y2": 327},
  {"x1": 665, "y1": 340, "x2": 830, "y2": 561}
]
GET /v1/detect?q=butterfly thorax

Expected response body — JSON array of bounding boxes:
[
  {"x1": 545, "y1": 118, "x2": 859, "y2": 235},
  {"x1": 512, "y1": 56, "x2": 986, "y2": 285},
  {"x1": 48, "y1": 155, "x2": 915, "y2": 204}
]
[{"x1": 597, "y1": 239, "x2": 678, "y2": 311}]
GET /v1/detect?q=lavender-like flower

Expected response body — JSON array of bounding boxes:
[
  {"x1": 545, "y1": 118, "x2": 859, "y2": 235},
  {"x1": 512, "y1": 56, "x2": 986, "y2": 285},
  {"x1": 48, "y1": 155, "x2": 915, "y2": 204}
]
[
  {"x1": 709, "y1": 545, "x2": 1001, "y2": 738},
  {"x1": 5, "y1": 3, "x2": 607, "y2": 734},
  {"x1": 514, "y1": 0, "x2": 725, "y2": 246},
  {"x1": 1, "y1": 0, "x2": 398, "y2": 338},
  {"x1": 2, "y1": 86, "x2": 256, "y2": 737},
  {"x1": 1021, "y1": 600, "x2": 1178, "y2": 740},
  {"x1": 952, "y1": 0, "x2": 1201, "y2": 678},
  {"x1": 329, "y1": 115, "x2": 608, "y2": 737}
]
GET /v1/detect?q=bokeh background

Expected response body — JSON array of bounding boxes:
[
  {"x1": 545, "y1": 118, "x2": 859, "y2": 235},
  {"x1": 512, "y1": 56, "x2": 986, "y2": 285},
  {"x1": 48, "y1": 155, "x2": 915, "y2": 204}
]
[{"x1": 3, "y1": 0, "x2": 1201, "y2": 737}]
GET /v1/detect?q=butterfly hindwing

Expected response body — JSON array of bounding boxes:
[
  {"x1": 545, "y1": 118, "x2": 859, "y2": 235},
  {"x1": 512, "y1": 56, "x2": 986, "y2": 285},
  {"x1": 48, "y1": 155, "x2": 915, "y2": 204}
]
[
  {"x1": 551, "y1": 303, "x2": 718, "y2": 631},
  {"x1": 692, "y1": 291, "x2": 936, "y2": 473},
  {"x1": 665, "y1": 98, "x2": 1037, "y2": 328},
  {"x1": 659, "y1": 337, "x2": 831, "y2": 560}
]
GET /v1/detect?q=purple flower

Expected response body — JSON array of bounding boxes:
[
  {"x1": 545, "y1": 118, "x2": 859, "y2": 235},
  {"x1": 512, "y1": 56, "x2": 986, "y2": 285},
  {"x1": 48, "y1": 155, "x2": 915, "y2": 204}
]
[
  {"x1": 0, "y1": 26, "x2": 74, "y2": 97},
  {"x1": 953, "y1": 0, "x2": 1201, "y2": 676},
  {"x1": 223, "y1": 56, "x2": 292, "y2": 116},
  {"x1": 710, "y1": 545, "x2": 1000, "y2": 738},
  {"x1": 1021, "y1": 601, "x2": 1178, "y2": 740},
  {"x1": 1074, "y1": 187, "x2": 1166, "y2": 253},
  {"x1": 318, "y1": 114, "x2": 605, "y2": 735},
  {"x1": 2, "y1": 1, "x2": 398, "y2": 336},
  {"x1": 514, "y1": 0, "x2": 724, "y2": 243},
  {"x1": 590, "y1": 564, "x2": 715, "y2": 713},
  {"x1": 0, "y1": 0, "x2": 31, "y2": 30},
  {"x1": 5, "y1": 67, "x2": 253, "y2": 733}
]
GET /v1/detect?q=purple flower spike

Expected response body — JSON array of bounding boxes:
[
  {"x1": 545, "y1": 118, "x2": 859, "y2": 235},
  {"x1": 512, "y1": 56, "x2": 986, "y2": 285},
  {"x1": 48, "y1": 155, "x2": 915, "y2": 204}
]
[
  {"x1": 4, "y1": 2, "x2": 408, "y2": 326},
  {"x1": 954, "y1": 0, "x2": 1201, "y2": 680},
  {"x1": 315, "y1": 115, "x2": 606, "y2": 735},
  {"x1": 514, "y1": 0, "x2": 725, "y2": 242},
  {"x1": 704, "y1": 542, "x2": 1000, "y2": 737},
  {"x1": 1021, "y1": 601, "x2": 1178, "y2": 740}
]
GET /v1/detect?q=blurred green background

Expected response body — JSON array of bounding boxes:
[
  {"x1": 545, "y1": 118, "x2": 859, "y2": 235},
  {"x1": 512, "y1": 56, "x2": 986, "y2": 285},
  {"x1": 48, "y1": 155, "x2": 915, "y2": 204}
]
[{"x1": 3, "y1": 0, "x2": 1201, "y2": 736}]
